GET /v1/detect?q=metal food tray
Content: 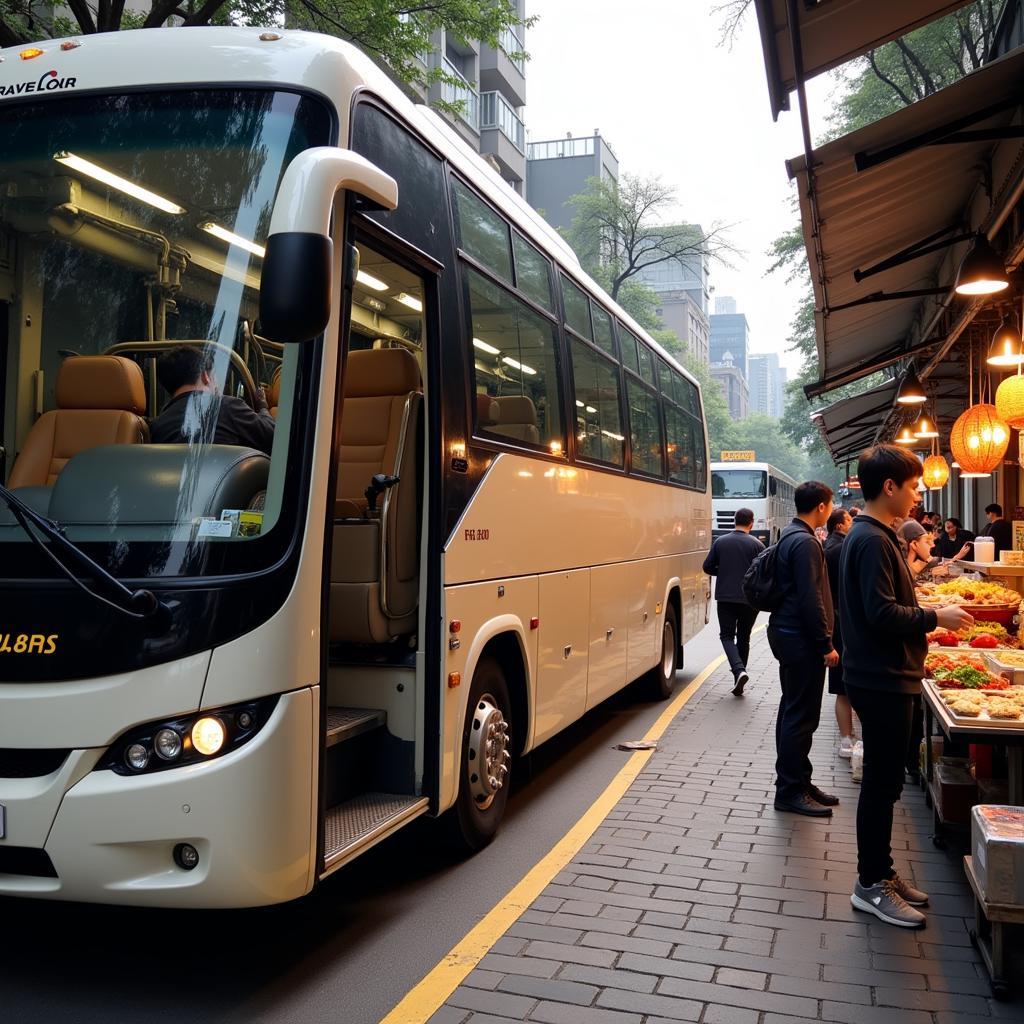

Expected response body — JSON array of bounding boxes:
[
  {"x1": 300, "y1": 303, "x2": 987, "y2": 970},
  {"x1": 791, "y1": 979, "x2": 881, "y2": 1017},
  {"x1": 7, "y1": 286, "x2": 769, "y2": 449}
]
[
  {"x1": 923, "y1": 679, "x2": 1024, "y2": 732},
  {"x1": 984, "y1": 652, "x2": 1024, "y2": 685}
]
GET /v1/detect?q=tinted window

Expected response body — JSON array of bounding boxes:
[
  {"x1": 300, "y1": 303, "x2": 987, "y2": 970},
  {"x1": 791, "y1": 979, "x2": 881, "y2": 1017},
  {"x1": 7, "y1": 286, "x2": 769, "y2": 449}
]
[
  {"x1": 467, "y1": 268, "x2": 563, "y2": 449},
  {"x1": 571, "y1": 340, "x2": 624, "y2": 466},
  {"x1": 658, "y1": 359, "x2": 674, "y2": 397},
  {"x1": 637, "y1": 344, "x2": 656, "y2": 386},
  {"x1": 452, "y1": 179, "x2": 512, "y2": 281},
  {"x1": 591, "y1": 304, "x2": 616, "y2": 357},
  {"x1": 620, "y1": 324, "x2": 640, "y2": 375},
  {"x1": 561, "y1": 274, "x2": 592, "y2": 340},
  {"x1": 627, "y1": 380, "x2": 663, "y2": 477},
  {"x1": 665, "y1": 404, "x2": 696, "y2": 487},
  {"x1": 513, "y1": 233, "x2": 553, "y2": 312}
]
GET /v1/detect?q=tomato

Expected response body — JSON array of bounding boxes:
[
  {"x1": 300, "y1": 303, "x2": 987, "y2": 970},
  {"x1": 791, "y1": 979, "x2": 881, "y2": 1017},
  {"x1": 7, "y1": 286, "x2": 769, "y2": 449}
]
[
  {"x1": 936, "y1": 632, "x2": 960, "y2": 647},
  {"x1": 970, "y1": 634, "x2": 999, "y2": 649}
]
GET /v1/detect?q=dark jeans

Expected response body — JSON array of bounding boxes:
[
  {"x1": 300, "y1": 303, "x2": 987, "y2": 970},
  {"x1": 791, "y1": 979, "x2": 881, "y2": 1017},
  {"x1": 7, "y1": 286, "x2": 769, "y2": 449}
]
[
  {"x1": 717, "y1": 602, "x2": 759, "y2": 679},
  {"x1": 768, "y1": 628, "x2": 825, "y2": 801},
  {"x1": 846, "y1": 684, "x2": 915, "y2": 886},
  {"x1": 906, "y1": 695, "x2": 924, "y2": 774}
]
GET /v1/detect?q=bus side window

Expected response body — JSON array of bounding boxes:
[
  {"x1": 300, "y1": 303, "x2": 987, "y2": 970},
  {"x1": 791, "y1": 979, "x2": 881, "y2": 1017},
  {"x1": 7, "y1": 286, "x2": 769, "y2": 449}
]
[
  {"x1": 452, "y1": 178, "x2": 513, "y2": 283},
  {"x1": 570, "y1": 338, "x2": 624, "y2": 467},
  {"x1": 619, "y1": 324, "x2": 640, "y2": 376},
  {"x1": 560, "y1": 274, "x2": 592, "y2": 342},
  {"x1": 626, "y1": 378, "x2": 664, "y2": 477},
  {"x1": 637, "y1": 344, "x2": 656, "y2": 387},
  {"x1": 512, "y1": 233, "x2": 553, "y2": 312}
]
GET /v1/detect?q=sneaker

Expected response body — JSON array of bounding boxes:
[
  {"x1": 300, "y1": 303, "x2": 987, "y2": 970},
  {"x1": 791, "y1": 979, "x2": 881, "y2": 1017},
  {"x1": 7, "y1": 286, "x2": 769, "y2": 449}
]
[
  {"x1": 889, "y1": 872, "x2": 929, "y2": 907},
  {"x1": 850, "y1": 740, "x2": 864, "y2": 782},
  {"x1": 851, "y1": 878, "x2": 926, "y2": 928},
  {"x1": 838, "y1": 735, "x2": 854, "y2": 759},
  {"x1": 732, "y1": 671, "x2": 749, "y2": 697}
]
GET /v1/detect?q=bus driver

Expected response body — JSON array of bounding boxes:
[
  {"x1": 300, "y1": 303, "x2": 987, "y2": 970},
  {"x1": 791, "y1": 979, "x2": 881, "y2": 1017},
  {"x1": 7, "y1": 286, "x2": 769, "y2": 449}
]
[{"x1": 150, "y1": 345, "x2": 276, "y2": 455}]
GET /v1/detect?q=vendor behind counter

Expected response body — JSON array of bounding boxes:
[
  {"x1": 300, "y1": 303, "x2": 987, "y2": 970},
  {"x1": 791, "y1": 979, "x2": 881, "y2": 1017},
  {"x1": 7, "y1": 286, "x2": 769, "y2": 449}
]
[{"x1": 934, "y1": 517, "x2": 975, "y2": 561}]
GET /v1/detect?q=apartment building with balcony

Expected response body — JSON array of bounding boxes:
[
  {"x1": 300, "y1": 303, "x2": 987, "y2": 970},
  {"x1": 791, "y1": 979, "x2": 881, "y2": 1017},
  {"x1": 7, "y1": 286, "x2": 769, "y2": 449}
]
[
  {"x1": 408, "y1": 8, "x2": 528, "y2": 194},
  {"x1": 526, "y1": 133, "x2": 620, "y2": 233}
]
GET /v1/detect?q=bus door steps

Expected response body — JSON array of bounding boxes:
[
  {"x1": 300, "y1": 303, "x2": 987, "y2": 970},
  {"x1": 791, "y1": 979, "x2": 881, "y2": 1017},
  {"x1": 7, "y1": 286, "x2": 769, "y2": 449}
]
[
  {"x1": 325, "y1": 707, "x2": 386, "y2": 748},
  {"x1": 322, "y1": 793, "x2": 428, "y2": 874}
]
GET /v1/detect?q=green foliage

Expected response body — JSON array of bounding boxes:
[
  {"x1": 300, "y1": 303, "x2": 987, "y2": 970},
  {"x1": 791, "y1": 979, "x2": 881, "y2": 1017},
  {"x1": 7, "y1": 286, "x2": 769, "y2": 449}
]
[{"x1": 0, "y1": 1, "x2": 530, "y2": 110}]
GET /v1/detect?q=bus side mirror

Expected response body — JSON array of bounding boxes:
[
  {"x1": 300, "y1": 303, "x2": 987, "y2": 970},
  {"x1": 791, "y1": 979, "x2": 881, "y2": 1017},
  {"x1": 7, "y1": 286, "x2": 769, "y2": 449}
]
[{"x1": 259, "y1": 148, "x2": 398, "y2": 344}]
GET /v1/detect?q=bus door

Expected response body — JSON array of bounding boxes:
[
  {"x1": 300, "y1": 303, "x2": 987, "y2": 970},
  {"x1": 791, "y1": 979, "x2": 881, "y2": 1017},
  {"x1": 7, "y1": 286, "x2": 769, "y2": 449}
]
[{"x1": 317, "y1": 234, "x2": 434, "y2": 876}]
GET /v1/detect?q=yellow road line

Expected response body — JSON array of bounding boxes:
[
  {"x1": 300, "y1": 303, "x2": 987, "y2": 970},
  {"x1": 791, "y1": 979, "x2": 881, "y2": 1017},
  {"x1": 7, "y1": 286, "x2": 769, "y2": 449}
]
[{"x1": 380, "y1": 629, "x2": 762, "y2": 1024}]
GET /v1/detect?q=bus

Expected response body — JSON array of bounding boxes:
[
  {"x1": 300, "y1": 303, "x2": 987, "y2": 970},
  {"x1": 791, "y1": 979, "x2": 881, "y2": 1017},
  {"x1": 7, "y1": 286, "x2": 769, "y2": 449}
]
[
  {"x1": 710, "y1": 461, "x2": 797, "y2": 545},
  {"x1": 0, "y1": 29, "x2": 711, "y2": 908}
]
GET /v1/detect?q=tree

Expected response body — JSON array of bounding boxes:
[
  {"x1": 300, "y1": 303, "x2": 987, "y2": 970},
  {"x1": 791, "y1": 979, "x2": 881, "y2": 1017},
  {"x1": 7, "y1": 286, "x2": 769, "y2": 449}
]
[
  {"x1": 724, "y1": 414, "x2": 809, "y2": 482},
  {"x1": 563, "y1": 174, "x2": 735, "y2": 304},
  {"x1": 0, "y1": 1, "x2": 530, "y2": 111}
]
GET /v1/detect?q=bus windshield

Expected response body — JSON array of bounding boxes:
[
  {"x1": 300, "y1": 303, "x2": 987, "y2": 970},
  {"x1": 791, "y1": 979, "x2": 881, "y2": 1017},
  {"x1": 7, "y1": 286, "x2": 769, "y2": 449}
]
[
  {"x1": 0, "y1": 89, "x2": 332, "y2": 579},
  {"x1": 711, "y1": 469, "x2": 766, "y2": 499}
]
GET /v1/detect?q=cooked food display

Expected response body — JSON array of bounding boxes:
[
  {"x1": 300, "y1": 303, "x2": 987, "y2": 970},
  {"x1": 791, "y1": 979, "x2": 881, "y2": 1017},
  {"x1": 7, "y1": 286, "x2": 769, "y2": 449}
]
[
  {"x1": 917, "y1": 579, "x2": 1021, "y2": 607},
  {"x1": 930, "y1": 681, "x2": 1024, "y2": 721},
  {"x1": 987, "y1": 650, "x2": 1024, "y2": 667}
]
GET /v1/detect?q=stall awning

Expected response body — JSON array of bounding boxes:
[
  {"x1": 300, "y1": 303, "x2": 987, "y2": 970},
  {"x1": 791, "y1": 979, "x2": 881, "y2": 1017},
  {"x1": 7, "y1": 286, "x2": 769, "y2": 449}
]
[
  {"x1": 755, "y1": 0, "x2": 975, "y2": 120},
  {"x1": 812, "y1": 364, "x2": 971, "y2": 460},
  {"x1": 787, "y1": 47, "x2": 1024, "y2": 398}
]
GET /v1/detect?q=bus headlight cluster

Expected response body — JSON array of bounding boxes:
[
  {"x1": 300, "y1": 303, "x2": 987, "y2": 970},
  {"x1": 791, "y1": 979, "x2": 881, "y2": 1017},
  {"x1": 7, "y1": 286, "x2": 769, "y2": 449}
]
[{"x1": 95, "y1": 696, "x2": 279, "y2": 776}]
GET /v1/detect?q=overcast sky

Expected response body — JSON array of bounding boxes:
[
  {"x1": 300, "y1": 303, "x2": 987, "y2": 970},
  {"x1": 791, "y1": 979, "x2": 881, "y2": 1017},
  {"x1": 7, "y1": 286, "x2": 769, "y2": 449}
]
[{"x1": 524, "y1": 0, "x2": 838, "y2": 375}]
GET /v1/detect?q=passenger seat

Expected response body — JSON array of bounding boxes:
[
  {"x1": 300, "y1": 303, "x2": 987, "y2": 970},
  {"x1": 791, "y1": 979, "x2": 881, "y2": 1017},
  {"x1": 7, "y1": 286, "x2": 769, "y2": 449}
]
[
  {"x1": 491, "y1": 395, "x2": 540, "y2": 444},
  {"x1": 330, "y1": 348, "x2": 422, "y2": 644},
  {"x1": 8, "y1": 355, "x2": 148, "y2": 489}
]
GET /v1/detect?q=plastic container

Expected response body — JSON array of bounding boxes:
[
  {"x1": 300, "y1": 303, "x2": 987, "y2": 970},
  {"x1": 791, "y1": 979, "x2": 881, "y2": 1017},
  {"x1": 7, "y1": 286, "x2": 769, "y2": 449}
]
[
  {"x1": 971, "y1": 805, "x2": 1024, "y2": 906},
  {"x1": 851, "y1": 740, "x2": 864, "y2": 782},
  {"x1": 974, "y1": 536, "x2": 996, "y2": 564}
]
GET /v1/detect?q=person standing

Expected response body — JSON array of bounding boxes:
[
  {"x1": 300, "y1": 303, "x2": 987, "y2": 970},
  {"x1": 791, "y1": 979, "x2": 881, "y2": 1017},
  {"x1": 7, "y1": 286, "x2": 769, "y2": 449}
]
[
  {"x1": 824, "y1": 508, "x2": 854, "y2": 758},
  {"x1": 933, "y1": 517, "x2": 973, "y2": 561},
  {"x1": 768, "y1": 481, "x2": 838, "y2": 817},
  {"x1": 703, "y1": 508, "x2": 764, "y2": 696},
  {"x1": 840, "y1": 445, "x2": 973, "y2": 928},
  {"x1": 980, "y1": 503, "x2": 1013, "y2": 558}
]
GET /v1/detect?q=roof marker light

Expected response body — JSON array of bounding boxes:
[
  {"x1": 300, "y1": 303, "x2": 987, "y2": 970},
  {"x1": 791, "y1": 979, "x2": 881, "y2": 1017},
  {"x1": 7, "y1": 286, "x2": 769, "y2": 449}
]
[
  {"x1": 54, "y1": 151, "x2": 186, "y2": 214},
  {"x1": 20, "y1": 48, "x2": 44, "y2": 60},
  {"x1": 200, "y1": 222, "x2": 265, "y2": 258},
  {"x1": 60, "y1": 41, "x2": 81, "y2": 51}
]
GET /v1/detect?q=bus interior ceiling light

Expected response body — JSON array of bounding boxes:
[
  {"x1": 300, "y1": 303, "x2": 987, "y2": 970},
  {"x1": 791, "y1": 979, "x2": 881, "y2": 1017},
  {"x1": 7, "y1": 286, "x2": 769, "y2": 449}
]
[
  {"x1": 896, "y1": 366, "x2": 927, "y2": 405},
  {"x1": 53, "y1": 152, "x2": 186, "y2": 215},
  {"x1": 396, "y1": 292, "x2": 423, "y2": 312},
  {"x1": 201, "y1": 222, "x2": 265, "y2": 258},
  {"x1": 473, "y1": 337, "x2": 500, "y2": 354},
  {"x1": 988, "y1": 312, "x2": 1024, "y2": 367},
  {"x1": 503, "y1": 356, "x2": 536, "y2": 375},
  {"x1": 955, "y1": 233, "x2": 1009, "y2": 296},
  {"x1": 356, "y1": 269, "x2": 388, "y2": 292}
]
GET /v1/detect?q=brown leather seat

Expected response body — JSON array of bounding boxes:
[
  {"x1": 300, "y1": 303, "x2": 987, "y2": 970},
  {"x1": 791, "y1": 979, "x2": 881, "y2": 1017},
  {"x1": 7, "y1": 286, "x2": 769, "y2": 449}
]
[
  {"x1": 8, "y1": 355, "x2": 148, "y2": 489},
  {"x1": 330, "y1": 348, "x2": 422, "y2": 644},
  {"x1": 266, "y1": 367, "x2": 282, "y2": 419},
  {"x1": 492, "y1": 395, "x2": 540, "y2": 444}
]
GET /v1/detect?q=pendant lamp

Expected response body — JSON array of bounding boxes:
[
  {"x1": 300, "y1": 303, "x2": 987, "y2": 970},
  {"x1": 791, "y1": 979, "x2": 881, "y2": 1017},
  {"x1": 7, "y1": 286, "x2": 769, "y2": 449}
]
[
  {"x1": 955, "y1": 232, "x2": 1009, "y2": 296},
  {"x1": 922, "y1": 454, "x2": 950, "y2": 489},
  {"x1": 895, "y1": 425, "x2": 917, "y2": 445},
  {"x1": 995, "y1": 370, "x2": 1024, "y2": 429},
  {"x1": 912, "y1": 412, "x2": 938, "y2": 438},
  {"x1": 896, "y1": 366, "x2": 927, "y2": 405},
  {"x1": 987, "y1": 312, "x2": 1024, "y2": 367},
  {"x1": 950, "y1": 403, "x2": 1009, "y2": 473}
]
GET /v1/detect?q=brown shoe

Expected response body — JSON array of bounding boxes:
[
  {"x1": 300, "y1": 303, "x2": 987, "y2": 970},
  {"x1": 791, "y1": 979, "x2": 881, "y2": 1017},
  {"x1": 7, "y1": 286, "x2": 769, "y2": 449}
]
[{"x1": 774, "y1": 794, "x2": 832, "y2": 817}]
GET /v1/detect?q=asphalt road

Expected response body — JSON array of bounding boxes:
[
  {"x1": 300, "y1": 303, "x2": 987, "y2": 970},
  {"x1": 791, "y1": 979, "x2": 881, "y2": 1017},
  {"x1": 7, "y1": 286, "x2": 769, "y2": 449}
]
[{"x1": 0, "y1": 621, "x2": 730, "y2": 1024}]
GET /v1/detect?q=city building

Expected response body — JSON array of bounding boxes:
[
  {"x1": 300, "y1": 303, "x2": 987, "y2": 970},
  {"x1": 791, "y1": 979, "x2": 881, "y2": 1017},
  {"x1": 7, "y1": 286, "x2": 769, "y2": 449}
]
[
  {"x1": 748, "y1": 352, "x2": 788, "y2": 418},
  {"x1": 525, "y1": 132, "x2": 620, "y2": 232},
  {"x1": 400, "y1": 8, "x2": 529, "y2": 193},
  {"x1": 709, "y1": 310, "x2": 750, "y2": 379},
  {"x1": 654, "y1": 292, "x2": 710, "y2": 364},
  {"x1": 711, "y1": 359, "x2": 749, "y2": 421},
  {"x1": 714, "y1": 295, "x2": 737, "y2": 314},
  {"x1": 635, "y1": 227, "x2": 711, "y2": 317}
]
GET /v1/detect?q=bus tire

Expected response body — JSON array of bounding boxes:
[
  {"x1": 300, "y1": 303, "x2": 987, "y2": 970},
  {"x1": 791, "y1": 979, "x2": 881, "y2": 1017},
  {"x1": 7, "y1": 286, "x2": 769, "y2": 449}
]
[
  {"x1": 643, "y1": 606, "x2": 679, "y2": 701},
  {"x1": 448, "y1": 655, "x2": 513, "y2": 853}
]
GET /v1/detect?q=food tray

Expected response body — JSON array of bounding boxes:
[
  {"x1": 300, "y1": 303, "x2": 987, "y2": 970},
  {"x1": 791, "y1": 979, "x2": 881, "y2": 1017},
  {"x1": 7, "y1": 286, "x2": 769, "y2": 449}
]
[
  {"x1": 924, "y1": 679, "x2": 1024, "y2": 729},
  {"x1": 985, "y1": 652, "x2": 1024, "y2": 685}
]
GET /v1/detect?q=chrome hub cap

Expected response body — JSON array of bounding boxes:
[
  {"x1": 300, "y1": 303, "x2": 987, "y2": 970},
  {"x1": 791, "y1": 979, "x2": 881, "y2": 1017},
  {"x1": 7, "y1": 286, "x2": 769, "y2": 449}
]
[
  {"x1": 661, "y1": 621, "x2": 675, "y2": 679},
  {"x1": 467, "y1": 695, "x2": 511, "y2": 810}
]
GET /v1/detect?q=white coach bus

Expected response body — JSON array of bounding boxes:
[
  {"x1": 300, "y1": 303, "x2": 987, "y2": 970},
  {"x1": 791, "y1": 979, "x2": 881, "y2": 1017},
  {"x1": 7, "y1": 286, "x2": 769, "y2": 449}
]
[
  {"x1": 0, "y1": 29, "x2": 711, "y2": 907},
  {"x1": 711, "y1": 460, "x2": 796, "y2": 545}
]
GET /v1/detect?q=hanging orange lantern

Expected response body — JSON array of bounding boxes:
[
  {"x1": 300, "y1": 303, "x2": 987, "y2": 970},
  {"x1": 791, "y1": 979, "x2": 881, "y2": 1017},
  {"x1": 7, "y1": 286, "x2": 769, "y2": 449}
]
[
  {"x1": 949, "y1": 403, "x2": 1009, "y2": 474},
  {"x1": 995, "y1": 373, "x2": 1024, "y2": 429},
  {"x1": 921, "y1": 454, "x2": 950, "y2": 489}
]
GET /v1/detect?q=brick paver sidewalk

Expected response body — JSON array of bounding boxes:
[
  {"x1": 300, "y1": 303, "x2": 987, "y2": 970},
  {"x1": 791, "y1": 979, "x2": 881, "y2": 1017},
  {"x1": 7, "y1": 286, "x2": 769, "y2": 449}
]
[{"x1": 429, "y1": 631, "x2": 1024, "y2": 1024}]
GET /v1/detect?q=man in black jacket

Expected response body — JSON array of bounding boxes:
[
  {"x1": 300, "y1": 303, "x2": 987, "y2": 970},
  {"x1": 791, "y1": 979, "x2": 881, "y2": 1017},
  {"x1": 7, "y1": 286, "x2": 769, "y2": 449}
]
[
  {"x1": 703, "y1": 507, "x2": 764, "y2": 696},
  {"x1": 150, "y1": 345, "x2": 276, "y2": 456},
  {"x1": 768, "y1": 481, "x2": 838, "y2": 818},
  {"x1": 840, "y1": 445, "x2": 973, "y2": 929},
  {"x1": 980, "y1": 503, "x2": 1013, "y2": 557}
]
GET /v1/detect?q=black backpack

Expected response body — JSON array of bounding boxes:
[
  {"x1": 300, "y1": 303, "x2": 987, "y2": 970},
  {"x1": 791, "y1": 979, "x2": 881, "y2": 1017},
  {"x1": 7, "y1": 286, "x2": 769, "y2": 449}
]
[{"x1": 742, "y1": 527, "x2": 797, "y2": 612}]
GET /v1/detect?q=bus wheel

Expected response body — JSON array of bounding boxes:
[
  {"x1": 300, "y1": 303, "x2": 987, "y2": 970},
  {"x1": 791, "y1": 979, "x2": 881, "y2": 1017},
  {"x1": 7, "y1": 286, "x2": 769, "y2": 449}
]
[
  {"x1": 450, "y1": 656, "x2": 512, "y2": 853},
  {"x1": 644, "y1": 608, "x2": 678, "y2": 701}
]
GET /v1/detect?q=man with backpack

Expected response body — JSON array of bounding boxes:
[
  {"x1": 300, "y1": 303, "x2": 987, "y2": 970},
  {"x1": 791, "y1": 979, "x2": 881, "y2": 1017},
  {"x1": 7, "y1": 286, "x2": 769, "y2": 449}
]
[
  {"x1": 703, "y1": 508, "x2": 764, "y2": 696},
  {"x1": 765, "y1": 481, "x2": 838, "y2": 817}
]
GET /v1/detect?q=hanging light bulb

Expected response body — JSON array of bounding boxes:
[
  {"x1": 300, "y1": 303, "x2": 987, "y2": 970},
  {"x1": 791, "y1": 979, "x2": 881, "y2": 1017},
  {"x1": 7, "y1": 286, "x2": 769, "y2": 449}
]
[
  {"x1": 955, "y1": 232, "x2": 1009, "y2": 296},
  {"x1": 912, "y1": 413, "x2": 938, "y2": 438},
  {"x1": 895, "y1": 366, "x2": 927, "y2": 405},
  {"x1": 987, "y1": 312, "x2": 1024, "y2": 367},
  {"x1": 895, "y1": 425, "x2": 917, "y2": 445}
]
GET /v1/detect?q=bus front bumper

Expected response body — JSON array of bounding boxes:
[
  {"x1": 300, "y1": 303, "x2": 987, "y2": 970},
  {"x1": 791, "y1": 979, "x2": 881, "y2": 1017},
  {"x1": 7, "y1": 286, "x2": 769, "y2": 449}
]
[{"x1": 0, "y1": 688, "x2": 315, "y2": 908}]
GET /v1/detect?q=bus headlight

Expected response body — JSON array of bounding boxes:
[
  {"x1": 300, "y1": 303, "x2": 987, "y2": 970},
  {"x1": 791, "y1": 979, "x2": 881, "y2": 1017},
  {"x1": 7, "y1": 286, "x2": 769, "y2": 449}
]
[{"x1": 96, "y1": 696, "x2": 279, "y2": 776}]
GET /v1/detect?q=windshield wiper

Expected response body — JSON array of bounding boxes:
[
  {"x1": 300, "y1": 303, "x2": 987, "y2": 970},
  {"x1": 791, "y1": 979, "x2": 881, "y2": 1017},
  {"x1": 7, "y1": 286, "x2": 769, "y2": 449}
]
[{"x1": 0, "y1": 482, "x2": 166, "y2": 621}]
